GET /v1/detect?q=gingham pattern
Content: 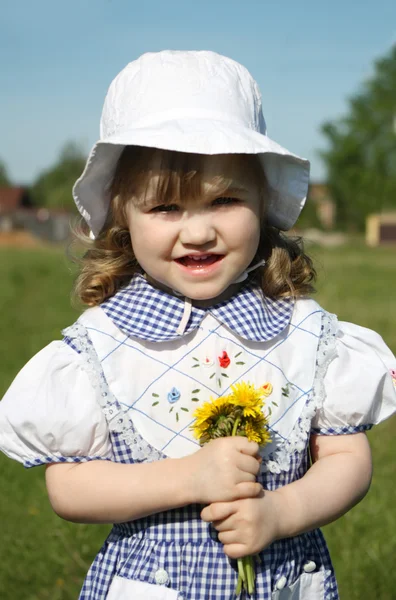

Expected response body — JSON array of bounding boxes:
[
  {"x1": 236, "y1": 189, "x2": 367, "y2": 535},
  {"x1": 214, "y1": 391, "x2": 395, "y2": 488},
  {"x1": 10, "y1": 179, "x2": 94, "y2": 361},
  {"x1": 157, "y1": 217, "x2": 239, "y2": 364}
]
[
  {"x1": 100, "y1": 274, "x2": 294, "y2": 342},
  {"x1": 24, "y1": 455, "x2": 111, "y2": 469},
  {"x1": 311, "y1": 424, "x2": 373, "y2": 435},
  {"x1": 68, "y1": 309, "x2": 339, "y2": 600},
  {"x1": 79, "y1": 431, "x2": 339, "y2": 599}
]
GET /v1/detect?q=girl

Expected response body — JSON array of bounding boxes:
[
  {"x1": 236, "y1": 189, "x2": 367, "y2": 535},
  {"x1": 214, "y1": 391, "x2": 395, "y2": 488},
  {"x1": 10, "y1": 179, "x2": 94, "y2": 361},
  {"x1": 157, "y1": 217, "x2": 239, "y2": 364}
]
[{"x1": 1, "y1": 50, "x2": 396, "y2": 600}]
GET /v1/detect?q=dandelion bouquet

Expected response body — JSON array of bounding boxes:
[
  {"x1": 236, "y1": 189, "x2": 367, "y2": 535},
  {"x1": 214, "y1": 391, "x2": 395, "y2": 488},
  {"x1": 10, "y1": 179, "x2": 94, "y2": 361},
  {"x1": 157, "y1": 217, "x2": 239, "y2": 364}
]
[{"x1": 192, "y1": 381, "x2": 272, "y2": 596}]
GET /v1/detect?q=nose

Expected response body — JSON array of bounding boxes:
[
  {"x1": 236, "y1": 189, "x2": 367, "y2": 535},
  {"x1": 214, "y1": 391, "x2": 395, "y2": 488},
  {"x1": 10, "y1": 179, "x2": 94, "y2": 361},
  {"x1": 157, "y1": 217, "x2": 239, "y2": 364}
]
[{"x1": 179, "y1": 213, "x2": 216, "y2": 246}]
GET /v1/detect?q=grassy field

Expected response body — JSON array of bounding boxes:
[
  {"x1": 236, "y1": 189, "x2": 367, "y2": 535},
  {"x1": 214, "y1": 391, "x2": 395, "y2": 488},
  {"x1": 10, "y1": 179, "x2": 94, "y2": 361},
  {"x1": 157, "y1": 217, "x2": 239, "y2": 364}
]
[{"x1": 0, "y1": 241, "x2": 395, "y2": 599}]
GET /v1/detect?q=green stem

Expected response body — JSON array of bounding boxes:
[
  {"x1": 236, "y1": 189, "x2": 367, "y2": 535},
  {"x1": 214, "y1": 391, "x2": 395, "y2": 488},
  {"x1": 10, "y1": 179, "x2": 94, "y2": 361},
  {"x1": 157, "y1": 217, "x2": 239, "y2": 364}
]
[
  {"x1": 232, "y1": 416, "x2": 241, "y2": 437},
  {"x1": 237, "y1": 557, "x2": 246, "y2": 584},
  {"x1": 246, "y1": 556, "x2": 254, "y2": 595},
  {"x1": 232, "y1": 416, "x2": 256, "y2": 596},
  {"x1": 235, "y1": 574, "x2": 242, "y2": 596}
]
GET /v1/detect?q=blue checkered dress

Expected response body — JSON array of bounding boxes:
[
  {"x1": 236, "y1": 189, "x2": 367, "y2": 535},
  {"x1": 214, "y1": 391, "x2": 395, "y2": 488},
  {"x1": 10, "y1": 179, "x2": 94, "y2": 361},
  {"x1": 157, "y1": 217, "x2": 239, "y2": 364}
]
[{"x1": 62, "y1": 276, "x2": 340, "y2": 599}]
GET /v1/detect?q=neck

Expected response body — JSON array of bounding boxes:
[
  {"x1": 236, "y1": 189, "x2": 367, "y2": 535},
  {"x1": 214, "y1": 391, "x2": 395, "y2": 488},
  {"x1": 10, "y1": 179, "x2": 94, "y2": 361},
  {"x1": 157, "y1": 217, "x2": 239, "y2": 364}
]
[
  {"x1": 144, "y1": 275, "x2": 244, "y2": 308},
  {"x1": 192, "y1": 283, "x2": 244, "y2": 308}
]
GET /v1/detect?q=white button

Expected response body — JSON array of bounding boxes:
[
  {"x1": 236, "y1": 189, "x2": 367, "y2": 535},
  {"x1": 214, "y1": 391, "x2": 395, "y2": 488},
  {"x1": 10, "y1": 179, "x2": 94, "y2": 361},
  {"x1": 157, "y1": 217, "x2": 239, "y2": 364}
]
[
  {"x1": 303, "y1": 560, "x2": 316, "y2": 573},
  {"x1": 178, "y1": 595, "x2": 184, "y2": 600},
  {"x1": 275, "y1": 576, "x2": 287, "y2": 590},
  {"x1": 154, "y1": 568, "x2": 169, "y2": 585}
]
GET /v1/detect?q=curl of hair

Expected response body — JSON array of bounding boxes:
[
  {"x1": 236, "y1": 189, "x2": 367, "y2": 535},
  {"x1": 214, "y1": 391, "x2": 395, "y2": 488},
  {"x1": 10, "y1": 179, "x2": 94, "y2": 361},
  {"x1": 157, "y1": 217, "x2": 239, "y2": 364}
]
[
  {"x1": 255, "y1": 226, "x2": 316, "y2": 298},
  {"x1": 72, "y1": 220, "x2": 140, "y2": 307}
]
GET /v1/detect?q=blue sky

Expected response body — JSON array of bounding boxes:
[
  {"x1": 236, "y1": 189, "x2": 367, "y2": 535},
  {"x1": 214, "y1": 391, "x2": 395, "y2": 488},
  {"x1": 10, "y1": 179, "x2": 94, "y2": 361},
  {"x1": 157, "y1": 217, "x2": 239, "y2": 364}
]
[{"x1": 1, "y1": 0, "x2": 395, "y2": 184}]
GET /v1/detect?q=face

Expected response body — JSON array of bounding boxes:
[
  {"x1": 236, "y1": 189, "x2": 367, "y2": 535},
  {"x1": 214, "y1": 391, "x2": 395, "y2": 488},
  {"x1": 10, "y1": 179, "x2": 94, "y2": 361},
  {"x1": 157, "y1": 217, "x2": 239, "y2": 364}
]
[{"x1": 125, "y1": 154, "x2": 263, "y2": 303}]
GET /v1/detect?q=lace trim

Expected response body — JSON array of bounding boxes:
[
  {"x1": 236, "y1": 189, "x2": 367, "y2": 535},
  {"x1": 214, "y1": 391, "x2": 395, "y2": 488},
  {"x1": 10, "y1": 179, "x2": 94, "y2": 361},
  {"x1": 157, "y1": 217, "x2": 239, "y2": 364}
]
[
  {"x1": 263, "y1": 311, "x2": 338, "y2": 474},
  {"x1": 62, "y1": 323, "x2": 164, "y2": 463},
  {"x1": 311, "y1": 311, "x2": 339, "y2": 413}
]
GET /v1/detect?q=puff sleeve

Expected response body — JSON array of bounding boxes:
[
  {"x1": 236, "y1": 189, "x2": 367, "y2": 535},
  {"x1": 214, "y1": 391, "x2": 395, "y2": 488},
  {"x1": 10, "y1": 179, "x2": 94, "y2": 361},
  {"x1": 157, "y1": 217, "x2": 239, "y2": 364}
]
[
  {"x1": 0, "y1": 341, "x2": 113, "y2": 467},
  {"x1": 311, "y1": 321, "x2": 396, "y2": 435}
]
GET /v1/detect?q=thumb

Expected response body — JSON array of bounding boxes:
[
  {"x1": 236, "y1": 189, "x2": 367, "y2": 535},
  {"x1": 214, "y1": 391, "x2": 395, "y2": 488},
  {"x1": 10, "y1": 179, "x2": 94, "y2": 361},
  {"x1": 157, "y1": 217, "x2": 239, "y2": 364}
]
[{"x1": 201, "y1": 502, "x2": 236, "y2": 523}]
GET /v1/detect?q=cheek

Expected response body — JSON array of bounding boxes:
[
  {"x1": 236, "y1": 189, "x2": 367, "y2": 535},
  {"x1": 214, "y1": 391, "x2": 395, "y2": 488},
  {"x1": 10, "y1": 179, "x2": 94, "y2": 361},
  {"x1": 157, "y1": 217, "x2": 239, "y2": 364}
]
[
  {"x1": 247, "y1": 206, "x2": 262, "y2": 243},
  {"x1": 128, "y1": 215, "x2": 174, "y2": 260},
  {"x1": 127, "y1": 213, "x2": 150, "y2": 260},
  {"x1": 230, "y1": 211, "x2": 261, "y2": 253}
]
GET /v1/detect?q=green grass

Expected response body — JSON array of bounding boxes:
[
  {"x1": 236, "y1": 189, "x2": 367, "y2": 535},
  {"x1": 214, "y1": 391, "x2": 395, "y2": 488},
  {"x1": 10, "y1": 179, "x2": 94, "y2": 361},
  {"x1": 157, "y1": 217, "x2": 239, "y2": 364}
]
[
  {"x1": 312, "y1": 239, "x2": 396, "y2": 352},
  {"x1": 0, "y1": 247, "x2": 109, "y2": 599},
  {"x1": 0, "y1": 242, "x2": 395, "y2": 599},
  {"x1": 311, "y1": 240, "x2": 396, "y2": 599}
]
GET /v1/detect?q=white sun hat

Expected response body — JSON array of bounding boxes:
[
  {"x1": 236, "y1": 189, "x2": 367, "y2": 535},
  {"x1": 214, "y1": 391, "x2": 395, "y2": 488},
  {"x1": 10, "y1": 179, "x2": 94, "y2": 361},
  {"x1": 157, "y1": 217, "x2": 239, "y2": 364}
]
[{"x1": 73, "y1": 50, "x2": 310, "y2": 236}]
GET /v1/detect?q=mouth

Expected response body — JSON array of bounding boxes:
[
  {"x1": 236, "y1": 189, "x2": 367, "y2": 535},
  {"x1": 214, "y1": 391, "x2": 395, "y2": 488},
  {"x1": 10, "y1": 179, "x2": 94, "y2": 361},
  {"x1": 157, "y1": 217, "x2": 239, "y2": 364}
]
[
  {"x1": 175, "y1": 254, "x2": 224, "y2": 268},
  {"x1": 175, "y1": 252, "x2": 224, "y2": 275}
]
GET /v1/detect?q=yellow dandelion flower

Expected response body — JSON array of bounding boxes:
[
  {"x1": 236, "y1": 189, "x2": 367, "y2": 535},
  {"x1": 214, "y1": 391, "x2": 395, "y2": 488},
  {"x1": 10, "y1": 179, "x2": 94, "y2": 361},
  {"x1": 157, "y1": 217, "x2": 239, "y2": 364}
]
[
  {"x1": 191, "y1": 396, "x2": 235, "y2": 441},
  {"x1": 244, "y1": 422, "x2": 263, "y2": 444},
  {"x1": 229, "y1": 381, "x2": 264, "y2": 417},
  {"x1": 193, "y1": 396, "x2": 229, "y2": 424},
  {"x1": 191, "y1": 420, "x2": 209, "y2": 441},
  {"x1": 245, "y1": 416, "x2": 272, "y2": 446}
]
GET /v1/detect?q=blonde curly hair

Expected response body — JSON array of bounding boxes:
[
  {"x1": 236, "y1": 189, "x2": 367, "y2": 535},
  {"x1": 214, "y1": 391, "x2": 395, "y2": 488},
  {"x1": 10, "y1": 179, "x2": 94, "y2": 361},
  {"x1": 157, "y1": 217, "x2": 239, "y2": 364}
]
[{"x1": 73, "y1": 146, "x2": 315, "y2": 306}]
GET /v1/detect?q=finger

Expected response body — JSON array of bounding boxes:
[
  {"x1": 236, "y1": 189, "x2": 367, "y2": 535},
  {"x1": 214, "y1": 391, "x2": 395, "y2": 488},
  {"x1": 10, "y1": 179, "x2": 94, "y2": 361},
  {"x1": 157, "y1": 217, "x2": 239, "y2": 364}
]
[
  {"x1": 212, "y1": 516, "x2": 235, "y2": 532},
  {"x1": 235, "y1": 481, "x2": 263, "y2": 499},
  {"x1": 236, "y1": 470, "x2": 256, "y2": 484},
  {"x1": 236, "y1": 453, "x2": 261, "y2": 476},
  {"x1": 218, "y1": 530, "x2": 240, "y2": 545},
  {"x1": 200, "y1": 505, "x2": 213, "y2": 522},
  {"x1": 235, "y1": 438, "x2": 259, "y2": 456},
  {"x1": 223, "y1": 543, "x2": 249, "y2": 560},
  {"x1": 201, "y1": 502, "x2": 236, "y2": 522}
]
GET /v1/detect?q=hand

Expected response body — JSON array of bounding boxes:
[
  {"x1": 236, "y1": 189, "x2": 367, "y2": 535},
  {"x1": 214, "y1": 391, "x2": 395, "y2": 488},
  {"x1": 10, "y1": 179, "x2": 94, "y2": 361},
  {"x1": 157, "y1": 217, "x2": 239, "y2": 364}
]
[
  {"x1": 183, "y1": 437, "x2": 262, "y2": 505},
  {"x1": 200, "y1": 489, "x2": 284, "y2": 559}
]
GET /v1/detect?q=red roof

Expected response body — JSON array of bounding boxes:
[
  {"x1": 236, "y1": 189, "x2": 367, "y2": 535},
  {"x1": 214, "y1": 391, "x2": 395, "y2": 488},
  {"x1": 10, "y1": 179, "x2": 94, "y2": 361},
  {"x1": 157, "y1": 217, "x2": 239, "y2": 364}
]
[{"x1": 0, "y1": 187, "x2": 31, "y2": 211}]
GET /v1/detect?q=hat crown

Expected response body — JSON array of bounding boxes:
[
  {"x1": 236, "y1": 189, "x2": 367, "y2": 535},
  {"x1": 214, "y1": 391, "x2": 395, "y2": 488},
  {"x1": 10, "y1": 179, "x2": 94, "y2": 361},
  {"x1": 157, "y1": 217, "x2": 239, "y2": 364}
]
[{"x1": 100, "y1": 50, "x2": 266, "y2": 139}]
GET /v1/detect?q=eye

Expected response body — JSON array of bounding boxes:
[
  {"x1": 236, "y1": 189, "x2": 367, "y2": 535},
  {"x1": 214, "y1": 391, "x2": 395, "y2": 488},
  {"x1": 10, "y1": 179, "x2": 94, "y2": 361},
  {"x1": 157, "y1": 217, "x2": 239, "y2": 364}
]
[
  {"x1": 213, "y1": 196, "x2": 241, "y2": 206},
  {"x1": 150, "y1": 204, "x2": 180, "y2": 213}
]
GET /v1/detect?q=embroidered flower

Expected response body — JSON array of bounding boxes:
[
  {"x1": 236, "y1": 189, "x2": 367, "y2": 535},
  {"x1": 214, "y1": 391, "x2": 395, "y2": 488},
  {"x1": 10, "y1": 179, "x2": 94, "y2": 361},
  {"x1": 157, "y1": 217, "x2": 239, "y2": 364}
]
[
  {"x1": 218, "y1": 351, "x2": 231, "y2": 368},
  {"x1": 391, "y1": 369, "x2": 396, "y2": 387},
  {"x1": 202, "y1": 356, "x2": 214, "y2": 368},
  {"x1": 261, "y1": 382, "x2": 273, "y2": 397},
  {"x1": 167, "y1": 387, "x2": 181, "y2": 404}
]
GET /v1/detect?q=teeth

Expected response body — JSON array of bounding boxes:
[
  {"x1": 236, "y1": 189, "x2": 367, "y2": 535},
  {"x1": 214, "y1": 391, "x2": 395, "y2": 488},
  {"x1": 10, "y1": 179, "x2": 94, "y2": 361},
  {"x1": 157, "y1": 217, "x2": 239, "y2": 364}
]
[{"x1": 190, "y1": 255, "x2": 208, "y2": 261}]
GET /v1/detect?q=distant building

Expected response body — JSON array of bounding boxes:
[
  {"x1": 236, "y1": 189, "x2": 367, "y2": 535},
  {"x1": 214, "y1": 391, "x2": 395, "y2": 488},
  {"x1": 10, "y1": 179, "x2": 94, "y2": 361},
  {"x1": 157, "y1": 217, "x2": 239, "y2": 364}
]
[
  {"x1": 0, "y1": 187, "x2": 33, "y2": 214},
  {"x1": 366, "y1": 212, "x2": 396, "y2": 246},
  {"x1": 0, "y1": 186, "x2": 72, "y2": 243}
]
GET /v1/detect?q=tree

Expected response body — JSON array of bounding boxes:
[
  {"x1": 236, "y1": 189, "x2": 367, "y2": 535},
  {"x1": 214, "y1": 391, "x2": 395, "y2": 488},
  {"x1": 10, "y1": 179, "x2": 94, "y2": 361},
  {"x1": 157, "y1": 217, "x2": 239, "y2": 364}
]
[
  {"x1": 31, "y1": 142, "x2": 86, "y2": 211},
  {"x1": 321, "y1": 45, "x2": 396, "y2": 230},
  {"x1": 0, "y1": 160, "x2": 11, "y2": 187}
]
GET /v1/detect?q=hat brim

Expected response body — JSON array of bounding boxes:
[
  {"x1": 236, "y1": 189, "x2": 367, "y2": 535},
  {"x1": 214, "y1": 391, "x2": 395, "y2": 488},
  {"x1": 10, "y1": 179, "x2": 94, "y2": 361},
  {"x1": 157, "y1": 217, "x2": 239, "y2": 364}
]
[{"x1": 73, "y1": 118, "x2": 310, "y2": 235}]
